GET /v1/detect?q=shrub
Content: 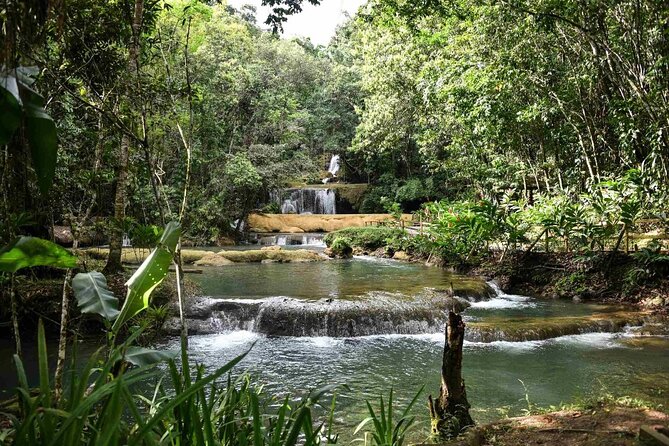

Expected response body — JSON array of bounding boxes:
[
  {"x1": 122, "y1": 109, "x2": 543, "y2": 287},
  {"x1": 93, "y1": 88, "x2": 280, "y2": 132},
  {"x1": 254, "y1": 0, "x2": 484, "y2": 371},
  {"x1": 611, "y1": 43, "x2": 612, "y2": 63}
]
[
  {"x1": 324, "y1": 227, "x2": 403, "y2": 251},
  {"x1": 330, "y1": 236, "x2": 353, "y2": 258}
]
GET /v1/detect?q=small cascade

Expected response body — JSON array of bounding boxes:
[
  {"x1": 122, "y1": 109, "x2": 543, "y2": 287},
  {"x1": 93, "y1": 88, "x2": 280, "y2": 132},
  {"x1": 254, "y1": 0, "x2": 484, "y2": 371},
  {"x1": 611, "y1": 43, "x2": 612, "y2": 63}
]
[
  {"x1": 250, "y1": 233, "x2": 325, "y2": 247},
  {"x1": 164, "y1": 282, "x2": 644, "y2": 342},
  {"x1": 277, "y1": 188, "x2": 336, "y2": 214},
  {"x1": 465, "y1": 317, "x2": 641, "y2": 343},
  {"x1": 165, "y1": 293, "x2": 470, "y2": 337},
  {"x1": 322, "y1": 155, "x2": 341, "y2": 184}
]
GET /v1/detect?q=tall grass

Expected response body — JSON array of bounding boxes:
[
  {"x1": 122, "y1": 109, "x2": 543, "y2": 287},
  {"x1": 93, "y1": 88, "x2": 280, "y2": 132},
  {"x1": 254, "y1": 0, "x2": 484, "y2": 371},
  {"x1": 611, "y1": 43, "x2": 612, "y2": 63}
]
[
  {"x1": 1, "y1": 320, "x2": 342, "y2": 445},
  {"x1": 354, "y1": 387, "x2": 424, "y2": 446}
]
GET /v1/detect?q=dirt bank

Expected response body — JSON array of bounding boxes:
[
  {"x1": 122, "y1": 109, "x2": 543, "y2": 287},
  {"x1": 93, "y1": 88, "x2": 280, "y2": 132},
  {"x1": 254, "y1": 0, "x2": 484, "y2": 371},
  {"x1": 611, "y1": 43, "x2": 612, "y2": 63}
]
[
  {"x1": 469, "y1": 251, "x2": 669, "y2": 311},
  {"x1": 446, "y1": 403, "x2": 669, "y2": 446}
]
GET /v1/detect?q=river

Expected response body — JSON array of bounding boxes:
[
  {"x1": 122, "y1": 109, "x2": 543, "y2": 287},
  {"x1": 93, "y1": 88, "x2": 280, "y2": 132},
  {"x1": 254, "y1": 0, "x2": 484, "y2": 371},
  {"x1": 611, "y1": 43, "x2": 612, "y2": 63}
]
[
  {"x1": 177, "y1": 254, "x2": 669, "y2": 437},
  {"x1": 1, "y1": 253, "x2": 667, "y2": 441}
]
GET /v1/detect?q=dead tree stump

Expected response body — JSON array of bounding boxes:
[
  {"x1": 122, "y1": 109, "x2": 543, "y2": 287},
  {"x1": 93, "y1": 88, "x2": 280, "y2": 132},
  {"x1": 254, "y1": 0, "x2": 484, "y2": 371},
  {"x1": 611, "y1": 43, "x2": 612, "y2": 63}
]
[{"x1": 428, "y1": 310, "x2": 474, "y2": 438}]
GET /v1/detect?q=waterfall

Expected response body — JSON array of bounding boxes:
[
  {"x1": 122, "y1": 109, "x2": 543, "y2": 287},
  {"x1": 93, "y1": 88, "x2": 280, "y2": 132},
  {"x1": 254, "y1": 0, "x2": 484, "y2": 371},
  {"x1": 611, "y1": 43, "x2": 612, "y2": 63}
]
[
  {"x1": 322, "y1": 154, "x2": 341, "y2": 184},
  {"x1": 253, "y1": 233, "x2": 325, "y2": 247},
  {"x1": 278, "y1": 188, "x2": 336, "y2": 214}
]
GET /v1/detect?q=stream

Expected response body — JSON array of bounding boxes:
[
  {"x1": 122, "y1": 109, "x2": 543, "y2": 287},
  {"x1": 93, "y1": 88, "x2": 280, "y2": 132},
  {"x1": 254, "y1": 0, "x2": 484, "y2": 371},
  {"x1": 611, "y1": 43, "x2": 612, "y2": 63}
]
[
  {"x1": 1, "y1": 253, "x2": 667, "y2": 440},
  {"x1": 177, "y1": 255, "x2": 669, "y2": 435}
]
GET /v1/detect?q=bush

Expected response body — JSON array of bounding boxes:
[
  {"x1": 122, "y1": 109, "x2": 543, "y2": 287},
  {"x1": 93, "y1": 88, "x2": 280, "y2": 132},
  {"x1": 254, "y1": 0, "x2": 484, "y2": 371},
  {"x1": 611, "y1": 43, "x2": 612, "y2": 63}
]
[
  {"x1": 330, "y1": 236, "x2": 353, "y2": 258},
  {"x1": 324, "y1": 227, "x2": 403, "y2": 251}
]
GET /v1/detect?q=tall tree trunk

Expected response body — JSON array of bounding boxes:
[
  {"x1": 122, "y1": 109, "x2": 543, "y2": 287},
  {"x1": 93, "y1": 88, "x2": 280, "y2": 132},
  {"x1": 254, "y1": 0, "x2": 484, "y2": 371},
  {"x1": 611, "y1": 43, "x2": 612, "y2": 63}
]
[
  {"x1": 104, "y1": 0, "x2": 144, "y2": 273},
  {"x1": 428, "y1": 311, "x2": 474, "y2": 438},
  {"x1": 105, "y1": 134, "x2": 130, "y2": 274}
]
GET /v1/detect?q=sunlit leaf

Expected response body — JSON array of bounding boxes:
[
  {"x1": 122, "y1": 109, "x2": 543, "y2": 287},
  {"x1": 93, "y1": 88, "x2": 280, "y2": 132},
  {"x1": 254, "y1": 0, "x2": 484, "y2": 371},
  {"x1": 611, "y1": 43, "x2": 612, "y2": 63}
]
[
  {"x1": 123, "y1": 347, "x2": 178, "y2": 367},
  {"x1": 0, "y1": 236, "x2": 77, "y2": 273},
  {"x1": 112, "y1": 222, "x2": 181, "y2": 332}
]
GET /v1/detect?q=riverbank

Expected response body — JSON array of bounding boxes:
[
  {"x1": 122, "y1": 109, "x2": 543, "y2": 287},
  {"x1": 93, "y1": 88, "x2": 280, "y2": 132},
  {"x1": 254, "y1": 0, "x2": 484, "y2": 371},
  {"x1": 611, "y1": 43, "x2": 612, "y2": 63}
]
[
  {"x1": 445, "y1": 399, "x2": 669, "y2": 446},
  {"x1": 323, "y1": 227, "x2": 669, "y2": 313}
]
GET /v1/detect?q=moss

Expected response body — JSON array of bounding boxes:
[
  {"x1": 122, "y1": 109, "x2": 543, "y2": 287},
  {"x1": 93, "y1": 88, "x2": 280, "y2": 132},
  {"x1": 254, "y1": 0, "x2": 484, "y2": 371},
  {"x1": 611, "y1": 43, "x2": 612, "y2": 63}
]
[
  {"x1": 554, "y1": 272, "x2": 588, "y2": 296},
  {"x1": 330, "y1": 237, "x2": 353, "y2": 258},
  {"x1": 194, "y1": 253, "x2": 234, "y2": 266},
  {"x1": 189, "y1": 248, "x2": 325, "y2": 265},
  {"x1": 324, "y1": 227, "x2": 403, "y2": 250}
]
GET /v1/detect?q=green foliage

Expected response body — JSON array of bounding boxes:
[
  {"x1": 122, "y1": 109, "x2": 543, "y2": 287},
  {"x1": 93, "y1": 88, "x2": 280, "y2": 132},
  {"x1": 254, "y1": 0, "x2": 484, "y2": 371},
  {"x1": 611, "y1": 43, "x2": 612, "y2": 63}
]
[
  {"x1": 354, "y1": 387, "x2": 423, "y2": 446},
  {"x1": 128, "y1": 224, "x2": 163, "y2": 249},
  {"x1": 413, "y1": 170, "x2": 663, "y2": 264},
  {"x1": 330, "y1": 237, "x2": 353, "y2": 257},
  {"x1": 71, "y1": 271, "x2": 119, "y2": 322},
  {"x1": 624, "y1": 241, "x2": 669, "y2": 292},
  {"x1": 120, "y1": 347, "x2": 178, "y2": 367},
  {"x1": 0, "y1": 67, "x2": 58, "y2": 195},
  {"x1": 554, "y1": 272, "x2": 588, "y2": 297},
  {"x1": 420, "y1": 199, "x2": 507, "y2": 263},
  {"x1": 324, "y1": 227, "x2": 403, "y2": 251},
  {"x1": 112, "y1": 221, "x2": 180, "y2": 332},
  {"x1": 3, "y1": 318, "x2": 343, "y2": 445},
  {"x1": 0, "y1": 237, "x2": 77, "y2": 273},
  {"x1": 4, "y1": 320, "x2": 249, "y2": 445},
  {"x1": 345, "y1": 0, "x2": 669, "y2": 205}
]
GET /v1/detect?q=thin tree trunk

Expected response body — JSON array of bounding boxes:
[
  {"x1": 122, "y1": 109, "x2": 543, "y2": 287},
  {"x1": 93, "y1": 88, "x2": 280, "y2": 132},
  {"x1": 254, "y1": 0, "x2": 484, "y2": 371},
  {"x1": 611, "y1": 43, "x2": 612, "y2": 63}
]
[
  {"x1": 10, "y1": 273, "x2": 21, "y2": 357},
  {"x1": 54, "y1": 259, "x2": 74, "y2": 403},
  {"x1": 428, "y1": 311, "x2": 474, "y2": 438},
  {"x1": 522, "y1": 228, "x2": 548, "y2": 258}
]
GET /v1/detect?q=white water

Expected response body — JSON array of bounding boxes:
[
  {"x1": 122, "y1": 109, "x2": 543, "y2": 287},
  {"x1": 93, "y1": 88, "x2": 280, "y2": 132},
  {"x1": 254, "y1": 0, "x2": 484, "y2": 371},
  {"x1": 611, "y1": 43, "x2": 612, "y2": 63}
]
[
  {"x1": 255, "y1": 233, "x2": 326, "y2": 247},
  {"x1": 322, "y1": 154, "x2": 341, "y2": 183},
  {"x1": 278, "y1": 188, "x2": 336, "y2": 214},
  {"x1": 469, "y1": 281, "x2": 533, "y2": 309}
]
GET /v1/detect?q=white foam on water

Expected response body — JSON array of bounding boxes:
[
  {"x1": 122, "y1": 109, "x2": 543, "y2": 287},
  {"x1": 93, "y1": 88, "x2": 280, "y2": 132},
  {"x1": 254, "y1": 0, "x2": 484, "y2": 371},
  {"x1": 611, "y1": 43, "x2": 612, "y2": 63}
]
[
  {"x1": 343, "y1": 333, "x2": 446, "y2": 344},
  {"x1": 471, "y1": 281, "x2": 534, "y2": 309},
  {"x1": 189, "y1": 331, "x2": 260, "y2": 349},
  {"x1": 549, "y1": 331, "x2": 624, "y2": 348},
  {"x1": 299, "y1": 337, "x2": 347, "y2": 348},
  {"x1": 465, "y1": 339, "x2": 544, "y2": 351},
  {"x1": 353, "y1": 255, "x2": 409, "y2": 267},
  {"x1": 469, "y1": 297, "x2": 533, "y2": 309}
]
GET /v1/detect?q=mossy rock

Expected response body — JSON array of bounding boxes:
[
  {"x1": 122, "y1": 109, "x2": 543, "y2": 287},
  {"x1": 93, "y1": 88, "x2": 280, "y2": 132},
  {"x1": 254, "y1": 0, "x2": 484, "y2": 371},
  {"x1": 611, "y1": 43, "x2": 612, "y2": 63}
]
[{"x1": 329, "y1": 237, "x2": 353, "y2": 258}]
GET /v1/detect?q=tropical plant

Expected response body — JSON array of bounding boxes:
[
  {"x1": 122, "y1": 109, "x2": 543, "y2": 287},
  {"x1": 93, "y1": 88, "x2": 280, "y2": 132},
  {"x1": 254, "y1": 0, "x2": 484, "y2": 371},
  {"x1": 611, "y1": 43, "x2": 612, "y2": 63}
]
[
  {"x1": 0, "y1": 236, "x2": 77, "y2": 356},
  {"x1": 354, "y1": 387, "x2": 423, "y2": 446}
]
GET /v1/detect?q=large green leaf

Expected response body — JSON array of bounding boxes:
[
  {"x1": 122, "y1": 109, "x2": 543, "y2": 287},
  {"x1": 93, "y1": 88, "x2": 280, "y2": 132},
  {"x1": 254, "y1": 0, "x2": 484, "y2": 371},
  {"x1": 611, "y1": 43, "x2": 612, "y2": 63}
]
[
  {"x1": 72, "y1": 271, "x2": 120, "y2": 322},
  {"x1": 0, "y1": 74, "x2": 22, "y2": 145},
  {"x1": 112, "y1": 222, "x2": 181, "y2": 332},
  {"x1": 123, "y1": 347, "x2": 178, "y2": 367},
  {"x1": 21, "y1": 85, "x2": 58, "y2": 195},
  {"x1": 0, "y1": 236, "x2": 77, "y2": 273}
]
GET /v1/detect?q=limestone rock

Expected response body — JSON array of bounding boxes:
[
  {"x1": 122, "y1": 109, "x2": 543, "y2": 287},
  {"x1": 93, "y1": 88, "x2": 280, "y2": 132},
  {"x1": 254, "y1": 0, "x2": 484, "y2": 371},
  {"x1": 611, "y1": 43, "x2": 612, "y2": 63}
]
[
  {"x1": 194, "y1": 253, "x2": 234, "y2": 266},
  {"x1": 392, "y1": 251, "x2": 411, "y2": 261},
  {"x1": 261, "y1": 246, "x2": 282, "y2": 251}
]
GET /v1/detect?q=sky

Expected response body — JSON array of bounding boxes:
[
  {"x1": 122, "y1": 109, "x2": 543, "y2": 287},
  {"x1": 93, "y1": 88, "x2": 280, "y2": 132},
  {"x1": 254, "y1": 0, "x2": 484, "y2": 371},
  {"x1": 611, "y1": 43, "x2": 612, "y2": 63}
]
[{"x1": 226, "y1": 0, "x2": 366, "y2": 46}]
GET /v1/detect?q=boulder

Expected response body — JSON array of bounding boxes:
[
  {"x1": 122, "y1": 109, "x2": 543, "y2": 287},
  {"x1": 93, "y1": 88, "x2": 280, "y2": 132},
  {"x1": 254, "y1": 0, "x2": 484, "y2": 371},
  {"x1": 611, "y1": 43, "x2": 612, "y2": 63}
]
[
  {"x1": 194, "y1": 253, "x2": 234, "y2": 266},
  {"x1": 261, "y1": 246, "x2": 282, "y2": 251},
  {"x1": 392, "y1": 251, "x2": 411, "y2": 261}
]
